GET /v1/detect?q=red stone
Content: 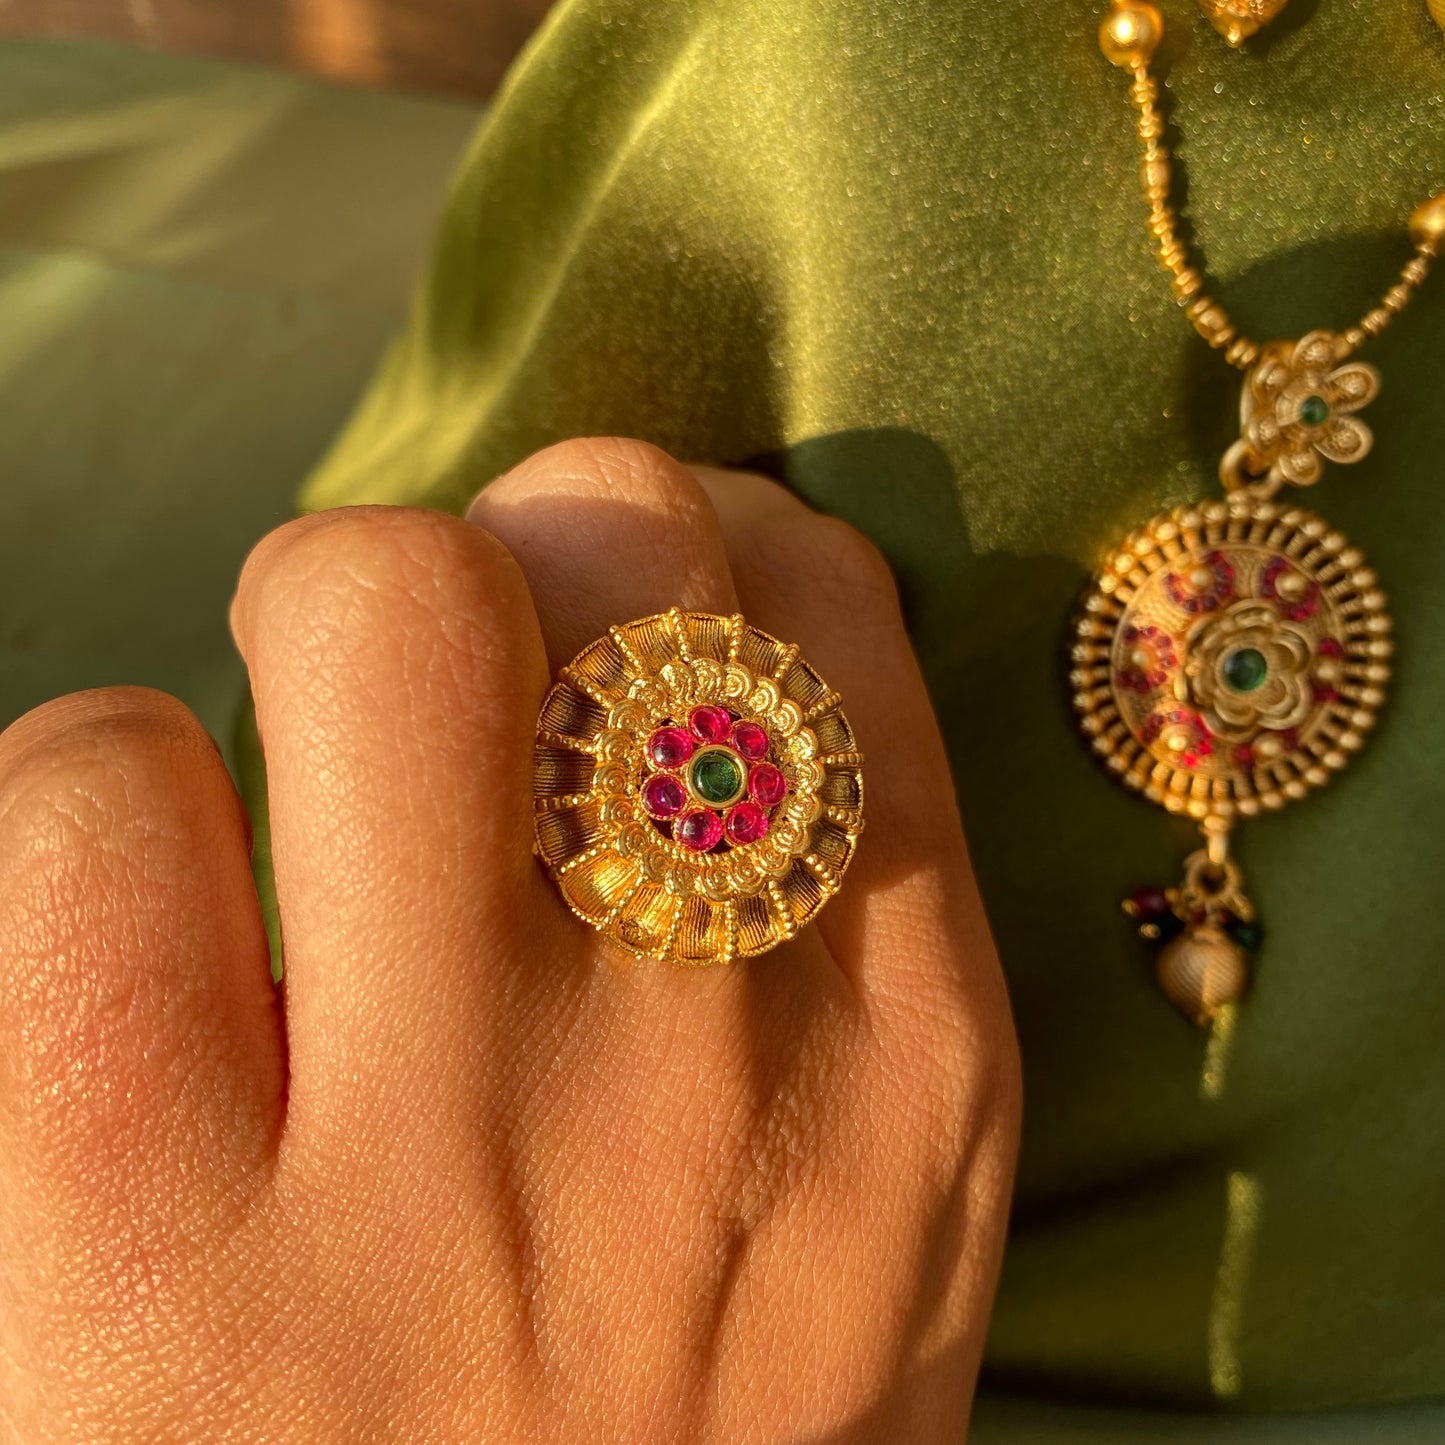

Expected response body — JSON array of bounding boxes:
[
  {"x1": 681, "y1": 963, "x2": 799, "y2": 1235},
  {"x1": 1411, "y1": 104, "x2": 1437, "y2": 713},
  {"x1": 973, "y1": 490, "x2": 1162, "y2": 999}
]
[
  {"x1": 1318, "y1": 637, "x2": 1344, "y2": 656},
  {"x1": 688, "y1": 705, "x2": 733, "y2": 743},
  {"x1": 641, "y1": 773, "x2": 686, "y2": 820},
  {"x1": 748, "y1": 763, "x2": 787, "y2": 807},
  {"x1": 1129, "y1": 887, "x2": 1172, "y2": 922},
  {"x1": 730, "y1": 719, "x2": 770, "y2": 761},
  {"x1": 724, "y1": 801, "x2": 770, "y2": 846},
  {"x1": 676, "y1": 809, "x2": 723, "y2": 852},
  {"x1": 646, "y1": 726, "x2": 695, "y2": 770},
  {"x1": 1235, "y1": 743, "x2": 1256, "y2": 768}
]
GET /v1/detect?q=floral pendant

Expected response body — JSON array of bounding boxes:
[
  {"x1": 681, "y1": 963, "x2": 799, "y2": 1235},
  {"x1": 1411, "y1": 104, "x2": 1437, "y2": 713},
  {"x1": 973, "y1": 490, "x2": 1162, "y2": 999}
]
[{"x1": 1072, "y1": 333, "x2": 1394, "y2": 1024}]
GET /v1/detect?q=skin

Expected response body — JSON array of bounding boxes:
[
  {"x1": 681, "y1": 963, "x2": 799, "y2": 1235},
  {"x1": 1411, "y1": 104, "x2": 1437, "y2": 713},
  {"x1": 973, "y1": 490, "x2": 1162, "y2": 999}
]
[{"x1": 0, "y1": 438, "x2": 1020, "y2": 1444}]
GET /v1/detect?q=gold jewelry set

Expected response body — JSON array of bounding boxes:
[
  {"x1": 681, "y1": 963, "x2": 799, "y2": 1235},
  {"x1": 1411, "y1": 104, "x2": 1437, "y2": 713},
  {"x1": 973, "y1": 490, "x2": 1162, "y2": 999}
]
[
  {"x1": 531, "y1": 2, "x2": 1443, "y2": 1006},
  {"x1": 1081, "y1": 0, "x2": 1445, "y2": 1022}
]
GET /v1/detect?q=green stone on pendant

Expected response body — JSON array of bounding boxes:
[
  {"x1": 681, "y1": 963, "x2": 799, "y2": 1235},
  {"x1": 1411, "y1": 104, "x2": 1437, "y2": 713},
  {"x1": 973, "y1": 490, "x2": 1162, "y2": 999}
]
[
  {"x1": 1298, "y1": 394, "x2": 1332, "y2": 427},
  {"x1": 689, "y1": 748, "x2": 745, "y2": 806},
  {"x1": 1222, "y1": 646, "x2": 1269, "y2": 693}
]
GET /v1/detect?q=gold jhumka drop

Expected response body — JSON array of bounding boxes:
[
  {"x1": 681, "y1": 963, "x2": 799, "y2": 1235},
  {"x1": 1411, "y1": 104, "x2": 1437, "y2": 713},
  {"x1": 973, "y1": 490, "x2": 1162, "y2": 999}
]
[{"x1": 1075, "y1": 3, "x2": 1445, "y2": 1024}]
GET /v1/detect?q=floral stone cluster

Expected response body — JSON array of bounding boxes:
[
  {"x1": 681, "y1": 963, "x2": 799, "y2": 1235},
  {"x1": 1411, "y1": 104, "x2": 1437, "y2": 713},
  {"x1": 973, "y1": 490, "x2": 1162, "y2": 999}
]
[{"x1": 640, "y1": 704, "x2": 788, "y2": 852}]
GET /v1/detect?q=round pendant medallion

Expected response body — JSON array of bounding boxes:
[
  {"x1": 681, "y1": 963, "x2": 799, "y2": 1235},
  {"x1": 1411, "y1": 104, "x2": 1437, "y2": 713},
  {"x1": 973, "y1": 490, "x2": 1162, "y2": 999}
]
[{"x1": 1071, "y1": 494, "x2": 1393, "y2": 825}]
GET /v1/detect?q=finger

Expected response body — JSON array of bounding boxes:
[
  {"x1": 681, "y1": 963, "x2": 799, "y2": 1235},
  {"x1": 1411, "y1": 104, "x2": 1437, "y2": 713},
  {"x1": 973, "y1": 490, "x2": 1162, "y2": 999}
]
[
  {"x1": 691, "y1": 467, "x2": 1002, "y2": 1012},
  {"x1": 468, "y1": 438, "x2": 845, "y2": 983},
  {"x1": 230, "y1": 506, "x2": 550, "y2": 1171},
  {"x1": 467, "y1": 437, "x2": 740, "y2": 668},
  {"x1": 0, "y1": 687, "x2": 284, "y2": 1237}
]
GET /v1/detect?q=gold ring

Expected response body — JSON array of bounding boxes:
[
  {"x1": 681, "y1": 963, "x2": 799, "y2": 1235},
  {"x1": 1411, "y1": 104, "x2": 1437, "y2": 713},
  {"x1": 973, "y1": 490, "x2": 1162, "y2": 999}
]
[{"x1": 532, "y1": 607, "x2": 864, "y2": 964}]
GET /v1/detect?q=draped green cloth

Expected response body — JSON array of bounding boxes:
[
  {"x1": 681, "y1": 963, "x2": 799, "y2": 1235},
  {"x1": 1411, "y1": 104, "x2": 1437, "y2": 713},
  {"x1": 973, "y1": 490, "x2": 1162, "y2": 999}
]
[{"x1": 4, "y1": 7, "x2": 1445, "y2": 1438}]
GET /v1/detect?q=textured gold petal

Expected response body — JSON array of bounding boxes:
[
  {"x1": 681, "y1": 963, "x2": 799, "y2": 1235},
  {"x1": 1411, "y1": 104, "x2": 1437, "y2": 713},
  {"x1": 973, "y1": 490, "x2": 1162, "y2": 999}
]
[
  {"x1": 1327, "y1": 361, "x2": 1381, "y2": 414},
  {"x1": 1250, "y1": 411, "x2": 1282, "y2": 452},
  {"x1": 1315, "y1": 415, "x2": 1374, "y2": 466},
  {"x1": 1293, "y1": 330, "x2": 1337, "y2": 374},
  {"x1": 1278, "y1": 446, "x2": 1323, "y2": 487}
]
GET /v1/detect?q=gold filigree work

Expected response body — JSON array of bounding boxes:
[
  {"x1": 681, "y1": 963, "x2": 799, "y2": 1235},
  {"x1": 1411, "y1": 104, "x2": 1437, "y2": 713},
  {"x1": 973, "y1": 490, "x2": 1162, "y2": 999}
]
[
  {"x1": 1072, "y1": 494, "x2": 1393, "y2": 829},
  {"x1": 533, "y1": 608, "x2": 864, "y2": 965},
  {"x1": 1222, "y1": 332, "x2": 1381, "y2": 493},
  {"x1": 1187, "y1": 601, "x2": 1315, "y2": 739}
]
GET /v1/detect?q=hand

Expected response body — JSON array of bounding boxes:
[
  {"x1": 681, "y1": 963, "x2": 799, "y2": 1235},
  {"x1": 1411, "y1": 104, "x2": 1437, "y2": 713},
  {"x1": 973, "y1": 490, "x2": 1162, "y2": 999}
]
[{"x1": 0, "y1": 439, "x2": 1019, "y2": 1443}]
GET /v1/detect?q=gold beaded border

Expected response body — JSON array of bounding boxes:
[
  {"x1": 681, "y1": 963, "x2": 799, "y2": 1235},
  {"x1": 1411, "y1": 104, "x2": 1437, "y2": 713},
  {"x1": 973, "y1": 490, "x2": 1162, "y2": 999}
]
[
  {"x1": 533, "y1": 608, "x2": 864, "y2": 965},
  {"x1": 1071, "y1": 495, "x2": 1393, "y2": 825}
]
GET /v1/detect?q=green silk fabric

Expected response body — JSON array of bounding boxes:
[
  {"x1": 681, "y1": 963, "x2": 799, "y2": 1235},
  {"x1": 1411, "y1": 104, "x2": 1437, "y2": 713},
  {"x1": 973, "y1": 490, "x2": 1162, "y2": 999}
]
[
  {"x1": 305, "y1": 0, "x2": 1445, "y2": 1427},
  {"x1": 3, "y1": 12, "x2": 1444, "y2": 1440}
]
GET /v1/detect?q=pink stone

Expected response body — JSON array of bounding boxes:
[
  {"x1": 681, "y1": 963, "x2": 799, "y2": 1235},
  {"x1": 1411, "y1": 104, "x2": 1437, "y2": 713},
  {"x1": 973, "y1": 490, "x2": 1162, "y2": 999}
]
[
  {"x1": 688, "y1": 705, "x2": 733, "y2": 743},
  {"x1": 676, "y1": 808, "x2": 723, "y2": 852},
  {"x1": 748, "y1": 763, "x2": 787, "y2": 808},
  {"x1": 647, "y1": 726, "x2": 695, "y2": 770},
  {"x1": 724, "y1": 801, "x2": 770, "y2": 846},
  {"x1": 641, "y1": 773, "x2": 686, "y2": 820},
  {"x1": 730, "y1": 719, "x2": 770, "y2": 761}
]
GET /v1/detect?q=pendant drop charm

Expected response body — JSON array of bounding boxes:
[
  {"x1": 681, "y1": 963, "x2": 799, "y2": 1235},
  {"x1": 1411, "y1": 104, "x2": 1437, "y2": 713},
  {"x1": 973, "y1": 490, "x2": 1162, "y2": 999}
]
[
  {"x1": 1073, "y1": 490, "x2": 1393, "y2": 1021},
  {"x1": 1124, "y1": 851, "x2": 1261, "y2": 1025}
]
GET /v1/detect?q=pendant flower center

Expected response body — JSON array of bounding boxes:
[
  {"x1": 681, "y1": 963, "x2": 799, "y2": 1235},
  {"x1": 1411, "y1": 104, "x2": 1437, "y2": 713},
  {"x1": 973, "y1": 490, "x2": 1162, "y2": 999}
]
[{"x1": 1221, "y1": 646, "x2": 1268, "y2": 694}]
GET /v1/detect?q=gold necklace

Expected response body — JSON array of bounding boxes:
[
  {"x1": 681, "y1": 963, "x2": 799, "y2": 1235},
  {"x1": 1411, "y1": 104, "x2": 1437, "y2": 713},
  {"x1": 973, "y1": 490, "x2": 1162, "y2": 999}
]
[{"x1": 1074, "y1": 2, "x2": 1445, "y2": 1026}]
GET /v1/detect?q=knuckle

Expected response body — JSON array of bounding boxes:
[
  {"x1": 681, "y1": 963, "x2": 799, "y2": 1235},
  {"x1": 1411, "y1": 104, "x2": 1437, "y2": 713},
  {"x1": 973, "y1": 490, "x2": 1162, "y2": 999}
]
[
  {"x1": 240, "y1": 505, "x2": 535, "y2": 668},
  {"x1": 489, "y1": 435, "x2": 708, "y2": 522},
  {"x1": 0, "y1": 696, "x2": 237, "y2": 1129},
  {"x1": 933, "y1": 998, "x2": 1023, "y2": 1158},
  {"x1": 810, "y1": 516, "x2": 903, "y2": 617},
  {"x1": 0, "y1": 687, "x2": 219, "y2": 819}
]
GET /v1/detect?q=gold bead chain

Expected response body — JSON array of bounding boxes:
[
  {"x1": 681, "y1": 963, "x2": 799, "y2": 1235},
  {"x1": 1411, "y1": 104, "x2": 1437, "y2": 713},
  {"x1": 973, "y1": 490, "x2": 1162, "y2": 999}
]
[{"x1": 1102, "y1": 1, "x2": 1445, "y2": 370}]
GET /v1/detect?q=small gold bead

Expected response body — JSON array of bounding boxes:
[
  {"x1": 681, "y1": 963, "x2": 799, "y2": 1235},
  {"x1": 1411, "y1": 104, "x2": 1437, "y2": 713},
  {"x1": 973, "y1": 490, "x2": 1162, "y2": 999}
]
[
  {"x1": 1100, "y1": 2, "x2": 1164, "y2": 67},
  {"x1": 1430, "y1": 0, "x2": 1445, "y2": 35},
  {"x1": 1409, "y1": 194, "x2": 1445, "y2": 251}
]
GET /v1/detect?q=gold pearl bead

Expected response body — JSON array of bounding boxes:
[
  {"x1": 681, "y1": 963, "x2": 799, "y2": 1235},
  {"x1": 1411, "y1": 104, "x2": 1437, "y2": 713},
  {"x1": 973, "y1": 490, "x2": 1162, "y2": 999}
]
[
  {"x1": 1099, "y1": 2, "x2": 1164, "y2": 67},
  {"x1": 1409, "y1": 193, "x2": 1445, "y2": 252},
  {"x1": 1429, "y1": 0, "x2": 1445, "y2": 36},
  {"x1": 1157, "y1": 927, "x2": 1249, "y2": 1026}
]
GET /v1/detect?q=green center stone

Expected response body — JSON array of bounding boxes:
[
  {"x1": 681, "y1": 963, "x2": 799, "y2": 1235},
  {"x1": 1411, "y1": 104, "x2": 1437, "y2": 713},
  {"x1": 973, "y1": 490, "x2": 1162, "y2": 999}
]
[
  {"x1": 690, "y1": 748, "x2": 745, "y2": 806},
  {"x1": 1222, "y1": 646, "x2": 1269, "y2": 693},
  {"x1": 1299, "y1": 394, "x2": 1332, "y2": 427}
]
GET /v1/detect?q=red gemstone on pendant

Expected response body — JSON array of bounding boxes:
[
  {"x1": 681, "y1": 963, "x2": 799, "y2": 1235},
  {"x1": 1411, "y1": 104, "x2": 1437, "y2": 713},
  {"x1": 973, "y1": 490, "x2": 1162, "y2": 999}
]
[
  {"x1": 676, "y1": 808, "x2": 723, "y2": 852},
  {"x1": 641, "y1": 773, "x2": 687, "y2": 819},
  {"x1": 688, "y1": 705, "x2": 733, "y2": 743},
  {"x1": 1128, "y1": 887, "x2": 1172, "y2": 923},
  {"x1": 748, "y1": 763, "x2": 787, "y2": 807},
  {"x1": 647, "y1": 726, "x2": 695, "y2": 769},
  {"x1": 724, "y1": 801, "x2": 770, "y2": 846},
  {"x1": 730, "y1": 719, "x2": 770, "y2": 761}
]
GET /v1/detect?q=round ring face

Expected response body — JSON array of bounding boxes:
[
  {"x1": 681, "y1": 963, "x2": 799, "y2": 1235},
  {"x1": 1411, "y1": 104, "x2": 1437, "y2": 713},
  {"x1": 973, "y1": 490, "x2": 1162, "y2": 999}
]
[
  {"x1": 533, "y1": 608, "x2": 864, "y2": 964},
  {"x1": 1071, "y1": 495, "x2": 1393, "y2": 825}
]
